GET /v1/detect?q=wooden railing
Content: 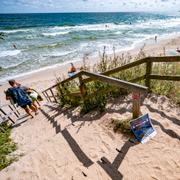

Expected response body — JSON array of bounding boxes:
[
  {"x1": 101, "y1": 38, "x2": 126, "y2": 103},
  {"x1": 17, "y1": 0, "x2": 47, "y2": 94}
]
[
  {"x1": 42, "y1": 56, "x2": 180, "y2": 118},
  {"x1": 0, "y1": 103, "x2": 21, "y2": 132}
]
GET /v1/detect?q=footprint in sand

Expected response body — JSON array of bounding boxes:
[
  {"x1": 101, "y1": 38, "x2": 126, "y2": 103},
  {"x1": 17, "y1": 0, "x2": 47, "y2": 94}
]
[{"x1": 106, "y1": 131, "x2": 115, "y2": 140}]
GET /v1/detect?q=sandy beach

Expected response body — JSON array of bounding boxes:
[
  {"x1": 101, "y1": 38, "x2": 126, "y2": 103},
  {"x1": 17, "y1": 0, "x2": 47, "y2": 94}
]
[{"x1": 0, "y1": 35, "x2": 180, "y2": 180}]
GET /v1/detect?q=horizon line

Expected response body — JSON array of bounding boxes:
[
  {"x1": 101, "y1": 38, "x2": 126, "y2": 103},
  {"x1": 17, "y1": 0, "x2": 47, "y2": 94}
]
[{"x1": 0, "y1": 11, "x2": 170, "y2": 15}]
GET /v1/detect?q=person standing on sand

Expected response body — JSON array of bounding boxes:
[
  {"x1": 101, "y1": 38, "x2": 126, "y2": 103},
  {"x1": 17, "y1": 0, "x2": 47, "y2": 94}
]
[
  {"x1": 155, "y1": 36, "x2": 157, "y2": 43},
  {"x1": 12, "y1": 80, "x2": 42, "y2": 108},
  {"x1": 5, "y1": 80, "x2": 38, "y2": 118}
]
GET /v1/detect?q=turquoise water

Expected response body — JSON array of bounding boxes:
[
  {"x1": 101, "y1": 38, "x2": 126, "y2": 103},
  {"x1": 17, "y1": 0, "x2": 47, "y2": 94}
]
[{"x1": 0, "y1": 12, "x2": 180, "y2": 81}]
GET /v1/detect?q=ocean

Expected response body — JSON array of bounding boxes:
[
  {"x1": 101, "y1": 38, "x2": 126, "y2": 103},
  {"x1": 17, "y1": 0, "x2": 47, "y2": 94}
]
[{"x1": 0, "y1": 12, "x2": 180, "y2": 82}]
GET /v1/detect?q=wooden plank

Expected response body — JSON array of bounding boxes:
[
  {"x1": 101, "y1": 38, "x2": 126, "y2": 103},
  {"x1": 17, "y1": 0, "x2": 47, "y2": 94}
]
[
  {"x1": 12, "y1": 104, "x2": 20, "y2": 115},
  {"x1": 44, "y1": 91, "x2": 51, "y2": 102},
  {"x1": 149, "y1": 75, "x2": 180, "y2": 81},
  {"x1": 149, "y1": 56, "x2": 180, "y2": 62},
  {"x1": 42, "y1": 92, "x2": 49, "y2": 102},
  {"x1": 129, "y1": 75, "x2": 146, "y2": 83},
  {"x1": 67, "y1": 92, "x2": 81, "y2": 97},
  {"x1": 0, "y1": 108, "x2": 15, "y2": 124},
  {"x1": 83, "y1": 58, "x2": 148, "y2": 84},
  {"x1": 8, "y1": 105, "x2": 19, "y2": 118},
  {"x1": 82, "y1": 71, "x2": 148, "y2": 93},
  {"x1": 49, "y1": 88, "x2": 57, "y2": 103},
  {"x1": 78, "y1": 75, "x2": 87, "y2": 99},
  {"x1": 145, "y1": 61, "x2": 152, "y2": 89}
]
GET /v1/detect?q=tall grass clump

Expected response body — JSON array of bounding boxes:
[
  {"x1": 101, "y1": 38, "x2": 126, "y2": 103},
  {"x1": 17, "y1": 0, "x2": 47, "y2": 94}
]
[
  {"x1": 81, "y1": 81, "x2": 108, "y2": 113},
  {"x1": 56, "y1": 78, "x2": 81, "y2": 108},
  {"x1": 111, "y1": 118, "x2": 133, "y2": 135},
  {"x1": 151, "y1": 61, "x2": 180, "y2": 104},
  {"x1": 0, "y1": 123, "x2": 17, "y2": 170}
]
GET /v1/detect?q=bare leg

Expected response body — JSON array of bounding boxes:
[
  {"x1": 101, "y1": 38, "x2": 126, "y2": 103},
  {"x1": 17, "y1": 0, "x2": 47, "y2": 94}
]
[
  {"x1": 30, "y1": 104, "x2": 39, "y2": 115},
  {"x1": 36, "y1": 100, "x2": 41, "y2": 107},
  {"x1": 32, "y1": 102, "x2": 38, "y2": 111},
  {"x1": 30, "y1": 104, "x2": 37, "y2": 112},
  {"x1": 24, "y1": 107, "x2": 34, "y2": 118}
]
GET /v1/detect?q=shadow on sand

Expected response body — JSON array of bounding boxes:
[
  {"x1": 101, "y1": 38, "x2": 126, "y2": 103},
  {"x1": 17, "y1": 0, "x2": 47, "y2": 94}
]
[
  {"x1": 98, "y1": 140, "x2": 136, "y2": 180},
  {"x1": 40, "y1": 108, "x2": 93, "y2": 168}
]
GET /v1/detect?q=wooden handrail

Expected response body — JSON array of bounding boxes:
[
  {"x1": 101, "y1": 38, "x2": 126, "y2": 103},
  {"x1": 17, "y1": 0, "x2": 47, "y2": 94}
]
[
  {"x1": 44, "y1": 71, "x2": 83, "y2": 92},
  {"x1": 149, "y1": 75, "x2": 180, "y2": 81},
  {"x1": 82, "y1": 71, "x2": 148, "y2": 93},
  {"x1": 42, "y1": 56, "x2": 180, "y2": 101},
  {"x1": 43, "y1": 56, "x2": 180, "y2": 93},
  {"x1": 148, "y1": 56, "x2": 180, "y2": 62},
  {"x1": 83, "y1": 57, "x2": 148, "y2": 84}
]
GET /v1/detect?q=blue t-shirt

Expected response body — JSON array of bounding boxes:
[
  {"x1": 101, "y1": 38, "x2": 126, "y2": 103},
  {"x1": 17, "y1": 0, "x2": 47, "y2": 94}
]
[{"x1": 6, "y1": 87, "x2": 32, "y2": 107}]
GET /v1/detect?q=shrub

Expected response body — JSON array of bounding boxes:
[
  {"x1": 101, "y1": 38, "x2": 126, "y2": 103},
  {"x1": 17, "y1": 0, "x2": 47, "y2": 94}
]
[
  {"x1": 111, "y1": 118, "x2": 132, "y2": 135},
  {"x1": 0, "y1": 123, "x2": 17, "y2": 170}
]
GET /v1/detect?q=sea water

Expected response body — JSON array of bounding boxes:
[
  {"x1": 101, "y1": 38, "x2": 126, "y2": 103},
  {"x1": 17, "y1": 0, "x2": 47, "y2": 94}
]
[{"x1": 0, "y1": 12, "x2": 180, "y2": 82}]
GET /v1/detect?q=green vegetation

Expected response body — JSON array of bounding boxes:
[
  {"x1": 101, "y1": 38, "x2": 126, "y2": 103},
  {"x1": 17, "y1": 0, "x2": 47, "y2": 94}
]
[
  {"x1": 111, "y1": 118, "x2": 133, "y2": 135},
  {"x1": 0, "y1": 123, "x2": 17, "y2": 170},
  {"x1": 56, "y1": 46, "x2": 180, "y2": 114}
]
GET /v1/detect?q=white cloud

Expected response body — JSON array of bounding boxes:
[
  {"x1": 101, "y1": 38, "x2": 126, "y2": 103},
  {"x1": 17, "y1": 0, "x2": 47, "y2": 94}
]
[{"x1": 0, "y1": 0, "x2": 179, "y2": 13}]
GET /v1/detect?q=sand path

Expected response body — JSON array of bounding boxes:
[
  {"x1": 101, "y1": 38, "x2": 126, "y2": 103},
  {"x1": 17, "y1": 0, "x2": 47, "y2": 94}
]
[{"x1": 0, "y1": 94, "x2": 179, "y2": 180}]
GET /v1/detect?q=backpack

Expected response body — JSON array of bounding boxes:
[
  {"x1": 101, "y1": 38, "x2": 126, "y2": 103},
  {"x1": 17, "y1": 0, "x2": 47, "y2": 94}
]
[{"x1": 6, "y1": 87, "x2": 31, "y2": 107}]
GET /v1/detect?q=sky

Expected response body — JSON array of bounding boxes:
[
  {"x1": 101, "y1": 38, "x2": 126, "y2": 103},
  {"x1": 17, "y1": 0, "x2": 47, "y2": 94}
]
[{"x1": 0, "y1": 0, "x2": 179, "y2": 13}]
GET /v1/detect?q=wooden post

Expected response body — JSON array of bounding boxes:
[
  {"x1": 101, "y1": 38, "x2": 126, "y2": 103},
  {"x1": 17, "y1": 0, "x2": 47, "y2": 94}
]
[
  {"x1": 132, "y1": 92, "x2": 141, "y2": 119},
  {"x1": 79, "y1": 75, "x2": 87, "y2": 99},
  {"x1": 145, "y1": 60, "x2": 152, "y2": 89}
]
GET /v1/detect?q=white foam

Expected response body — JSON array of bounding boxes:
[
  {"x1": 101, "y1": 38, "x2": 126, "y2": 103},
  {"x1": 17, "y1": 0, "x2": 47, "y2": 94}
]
[
  {"x1": 0, "y1": 29, "x2": 29, "y2": 34},
  {"x1": 42, "y1": 31, "x2": 69, "y2": 36},
  {"x1": 41, "y1": 17, "x2": 180, "y2": 39},
  {"x1": 0, "y1": 50, "x2": 21, "y2": 57},
  {"x1": 134, "y1": 17, "x2": 180, "y2": 29},
  {"x1": 45, "y1": 50, "x2": 76, "y2": 57}
]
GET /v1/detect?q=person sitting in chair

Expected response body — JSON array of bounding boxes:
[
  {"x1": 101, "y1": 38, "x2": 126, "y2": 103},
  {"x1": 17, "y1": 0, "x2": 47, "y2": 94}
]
[{"x1": 68, "y1": 63, "x2": 77, "y2": 77}]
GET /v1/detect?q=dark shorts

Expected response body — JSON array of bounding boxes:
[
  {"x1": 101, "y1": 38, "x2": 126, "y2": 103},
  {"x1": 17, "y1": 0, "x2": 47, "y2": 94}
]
[{"x1": 20, "y1": 101, "x2": 32, "y2": 109}]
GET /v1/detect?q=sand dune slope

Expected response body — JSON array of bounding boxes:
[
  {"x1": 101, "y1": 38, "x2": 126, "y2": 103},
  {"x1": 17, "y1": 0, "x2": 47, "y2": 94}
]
[{"x1": 0, "y1": 95, "x2": 179, "y2": 180}]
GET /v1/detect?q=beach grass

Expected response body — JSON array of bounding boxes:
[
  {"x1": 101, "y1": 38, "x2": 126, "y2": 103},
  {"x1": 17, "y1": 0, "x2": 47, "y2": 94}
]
[
  {"x1": 0, "y1": 123, "x2": 17, "y2": 170},
  {"x1": 111, "y1": 118, "x2": 132, "y2": 135},
  {"x1": 57, "y1": 47, "x2": 180, "y2": 113}
]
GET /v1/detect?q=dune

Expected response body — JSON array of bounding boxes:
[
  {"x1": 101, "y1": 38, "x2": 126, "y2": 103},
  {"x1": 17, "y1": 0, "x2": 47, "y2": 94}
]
[{"x1": 0, "y1": 94, "x2": 179, "y2": 180}]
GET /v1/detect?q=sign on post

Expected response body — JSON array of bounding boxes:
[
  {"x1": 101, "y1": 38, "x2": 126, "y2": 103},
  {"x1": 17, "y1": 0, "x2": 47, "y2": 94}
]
[{"x1": 130, "y1": 114, "x2": 156, "y2": 144}]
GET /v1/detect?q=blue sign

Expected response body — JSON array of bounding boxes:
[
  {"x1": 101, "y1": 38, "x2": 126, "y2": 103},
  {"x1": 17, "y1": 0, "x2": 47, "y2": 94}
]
[{"x1": 130, "y1": 114, "x2": 156, "y2": 144}]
